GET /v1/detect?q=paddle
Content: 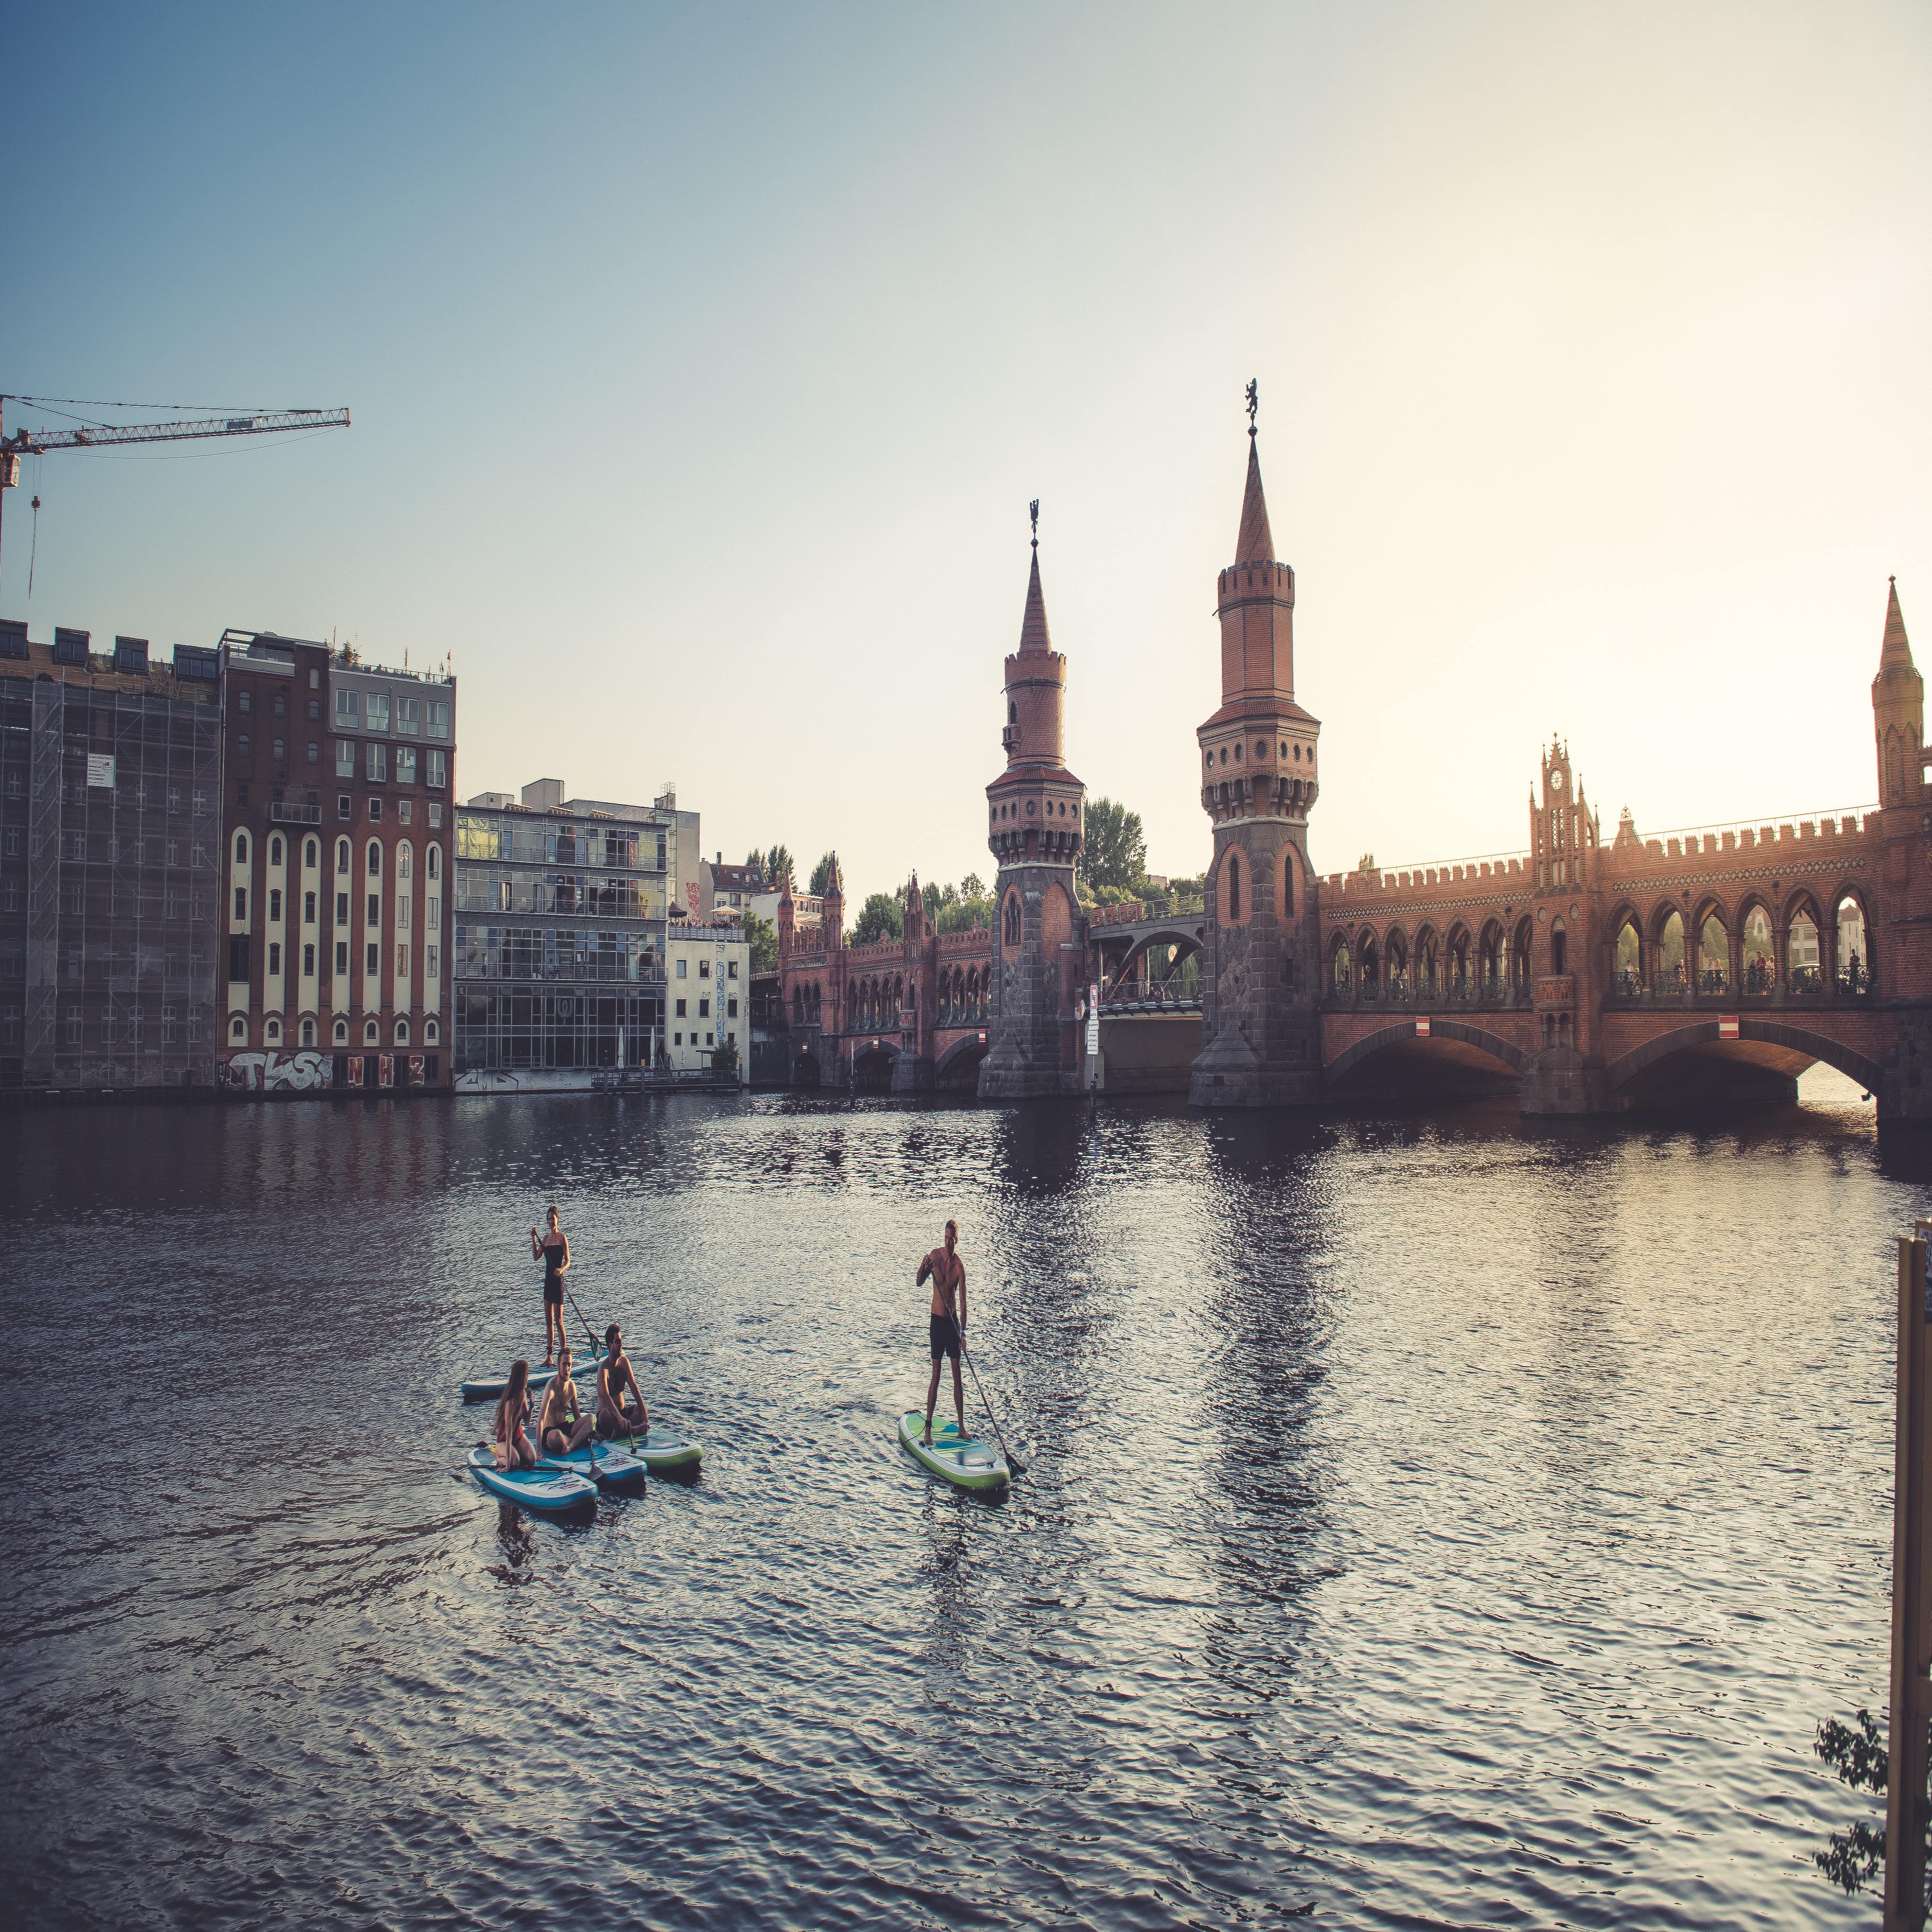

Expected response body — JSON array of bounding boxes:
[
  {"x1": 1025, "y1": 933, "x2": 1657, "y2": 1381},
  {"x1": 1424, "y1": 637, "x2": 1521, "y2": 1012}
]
[{"x1": 939, "y1": 1280, "x2": 1028, "y2": 1478}]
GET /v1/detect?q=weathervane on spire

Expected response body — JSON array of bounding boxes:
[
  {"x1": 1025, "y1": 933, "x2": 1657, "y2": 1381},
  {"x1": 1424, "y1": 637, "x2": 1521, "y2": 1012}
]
[
  {"x1": 1245, "y1": 378, "x2": 1258, "y2": 439},
  {"x1": 1029, "y1": 498, "x2": 1039, "y2": 549}
]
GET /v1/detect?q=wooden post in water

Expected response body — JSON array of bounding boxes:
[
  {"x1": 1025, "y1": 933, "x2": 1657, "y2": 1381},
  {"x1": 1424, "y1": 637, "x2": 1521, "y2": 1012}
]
[{"x1": 1886, "y1": 1230, "x2": 1932, "y2": 1930}]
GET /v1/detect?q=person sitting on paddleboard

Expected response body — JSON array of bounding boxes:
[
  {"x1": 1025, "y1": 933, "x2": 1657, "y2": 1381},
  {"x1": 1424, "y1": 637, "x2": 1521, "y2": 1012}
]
[
  {"x1": 494, "y1": 1358, "x2": 537, "y2": 1472},
  {"x1": 530, "y1": 1205, "x2": 571, "y2": 1367},
  {"x1": 538, "y1": 1345, "x2": 597, "y2": 1456},
  {"x1": 596, "y1": 1323, "x2": 649, "y2": 1439},
  {"x1": 916, "y1": 1218, "x2": 967, "y2": 1448}
]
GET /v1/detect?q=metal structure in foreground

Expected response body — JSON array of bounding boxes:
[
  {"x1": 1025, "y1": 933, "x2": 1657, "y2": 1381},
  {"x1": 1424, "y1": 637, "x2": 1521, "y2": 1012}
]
[{"x1": 1887, "y1": 1226, "x2": 1932, "y2": 1927}]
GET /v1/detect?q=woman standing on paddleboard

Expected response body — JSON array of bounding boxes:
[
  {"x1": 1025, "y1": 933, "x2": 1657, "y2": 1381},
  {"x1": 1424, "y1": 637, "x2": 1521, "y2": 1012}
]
[{"x1": 530, "y1": 1205, "x2": 571, "y2": 1366}]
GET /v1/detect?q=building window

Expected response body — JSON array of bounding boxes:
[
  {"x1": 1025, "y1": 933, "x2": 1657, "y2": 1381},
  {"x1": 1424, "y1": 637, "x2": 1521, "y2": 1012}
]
[
  {"x1": 398, "y1": 897, "x2": 411, "y2": 931},
  {"x1": 237, "y1": 783, "x2": 249, "y2": 806},
  {"x1": 234, "y1": 831, "x2": 249, "y2": 864},
  {"x1": 187, "y1": 1006, "x2": 203, "y2": 1044},
  {"x1": 399, "y1": 846, "x2": 412, "y2": 881},
  {"x1": 674, "y1": 1033, "x2": 682, "y2": 1046},
  {"x1": 272, "y1": 738, "x2": 285, "y2": 762},
  {"x1": 398, "y1": 799, "x2": 412, "y2": 824},
  {"x1": 426, "y1": 700, "x2": 450, "y2": 740},
  {"x1": 272, "y1": 690, "x2": 286, "y2": 718},
  {"x1": 427, "y1": 895, "x2": 440, "y2": 928},
  {"x1": 334, "y1": 1017, "x2": 348, "y2": 1044},
  {"x1": 230, "y1": 1015, "x2": 247, "y2": 1042},
  {"x1": 369, "y1": 798, "x2": 383, "y2": 823},
  {"x1": 301, "y1": 1018, "x2": 314, "y2": 1046},
  {"x1": 728, "y1": 960, "x2": 739, "y2": 978},
  {"x1": 269, "y1": 888, "x2": 282, "y2": 921},
  {"x1": 303, "y1": 943, "x2": 316, "y2": 976},
  {"x1": 238, "y1": 735, "x2": 250, "y2": 756},
  {"x1": 307, "y1": 742, "x2": 319, "y2": 765},
  {"x1": 338, "y1": 794, "x2": 352, "y2": 820},
  {"x1": 396, "y1": 944, "x2": 408, "y2": 975},
  {"x1": 368, "y1": 893, "x2": 380, "y2": 924},
  {"x1": 366, "y1": 942, "x2": 380, "y2": 974},
  {"x1": 162, "y1": 1006, "x2": 177, "y2": 1044},
  {"x1": 425, "y1": 1017, "x2": 439, "y2": 1044},
  {"x1": 427, "y1": 845, "x2": 441, "y2": 880},
  {"x1": 305, "y1": 838, "x2": 318, "y2": 869},
  {"x1": 427, "y1": 749, "x2": 447, "y2": 788},
  {"x1": 698, "y1": 998, "x2": 710, "y2": 1018},
  {"x1": 706, "y1": 1033, "x2": 713, "y2": 1046},
  {"x1": 396, "y1": 746, "x2": 417, "y2": 784},
  {"x1": 337, "y1": 891, "x2": 348, "y2": 922},
  {"x1": 268, "y1": 942, "x2": 282, "y2": 976},
  {"x1": 337, "y1": 740, "x2": 356, "y2": 777},
  {"x1": 426, "y1": 945, "x2": 439, "y2": 978},
  {"x1": 335, "y1": 941, "x2": 348, "y2": 975},
  {"x1": 398, "y1": 696, "x2": 419, "y2": 735},
  {"x1": 728, "y1": 997, "x2": 739, "y2": 1018},
  {"x1": 265, "y1": 1017, "x2": 282, "y2": 1043},
  {"x1": 676, "y1": 958, "x2": 687, "y2": 978},
  {"x1": 676, "y1": 998, "x2": 687, "y2": 1018},
  {"x1": 238, "y1": 690, "x2": 252, "y2": 714},
  {"x1": 308, "y1": 698, "x2": 319, "y2": 720},
  {"x1": 233, "y1": 887, "x2": 248, "y2": 922},
  {"x1": 367, "y1": 692, "x2": 390, "y2": 733},
  {"x1": 395, "y1": 1019, "x2": 410, "y2": 1045},
  {"x1": 228, "y1": 935, "x2": 250, "y2": 981},
  {"x1": 304, "y1": 890, "x2": 317, "y2": 923},
  {"x1": 334, "y1": 689, "x2": 357, "y2": 728},
  {"x1": 365, "y1": 1019, "x2": 379, "y2": 1044},
  {"x1": 336, "y1": 838, "x2": 350, "y2": 875},
  {"x1": 366, "y1": 742, "x2": 386, "y2": 783},
  {"x1": 368, "y1": 843, "x2": 382, "y2": 878},
  {"x1": 700, "y1": 959, "x2": 711, "y2": 978},
  {"x1": 429, "y1": 802, "x2": 443, "y2": 827}
]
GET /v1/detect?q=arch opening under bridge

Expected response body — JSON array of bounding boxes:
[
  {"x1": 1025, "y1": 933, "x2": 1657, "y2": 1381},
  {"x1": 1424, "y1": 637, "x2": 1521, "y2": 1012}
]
[
  {"x1": 1605, "y1": 1019, "x2": 1882, "y2": 1112},
  {"x1": 1324, "y1": 1019, "x2": 1528, "y2": 1099}
]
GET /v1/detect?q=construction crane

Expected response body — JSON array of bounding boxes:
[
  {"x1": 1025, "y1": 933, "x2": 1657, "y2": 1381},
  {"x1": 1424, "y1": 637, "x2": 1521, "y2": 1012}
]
[{"x1": 0, "y1": 394, "x2": 350, "y2": 592}]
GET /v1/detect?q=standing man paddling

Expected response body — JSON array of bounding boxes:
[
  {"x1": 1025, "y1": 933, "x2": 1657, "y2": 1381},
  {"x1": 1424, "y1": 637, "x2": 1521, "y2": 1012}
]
[{"x1": 917, "y1": 1218, "x2": 967, "y2": 1447}]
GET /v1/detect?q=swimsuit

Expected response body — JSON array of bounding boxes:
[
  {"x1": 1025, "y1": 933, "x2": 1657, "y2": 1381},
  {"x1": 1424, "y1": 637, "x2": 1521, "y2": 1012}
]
[
  {"x1": 598, "y1": 1357, "x2": 644, "y2": 1435},
  {"x1": 929, "y1": 1313, "x2": 961, "y2": 1361},
  {"x1": 541, "y1": 1236, "x2": 565, "y2": 1306}
]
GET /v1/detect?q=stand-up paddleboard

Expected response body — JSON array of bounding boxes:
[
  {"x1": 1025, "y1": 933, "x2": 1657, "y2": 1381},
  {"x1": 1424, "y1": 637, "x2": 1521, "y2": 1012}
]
[
  {"x1": 536, "y1": 1437, "x2": 647, "y2": 1494},
  {"x1": 898, "y1": 1412, "x2": 1008, "y2": 1493},
  {"x1": 467, "y1": 1446, "x2": 596, "y2": 1514}
]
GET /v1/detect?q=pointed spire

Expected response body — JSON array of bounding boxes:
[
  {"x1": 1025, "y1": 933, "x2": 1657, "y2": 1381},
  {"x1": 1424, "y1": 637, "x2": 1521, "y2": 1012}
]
[
  {"x1": 1881, "y1": 576, "x2": 1914, "y2": 674},
  {"x1": 1235, "y1": 435, "x2": 1274, "y2": 565},
  {"x1": 1018, "y1": 545, "x2": 1052, "y2": 655}
]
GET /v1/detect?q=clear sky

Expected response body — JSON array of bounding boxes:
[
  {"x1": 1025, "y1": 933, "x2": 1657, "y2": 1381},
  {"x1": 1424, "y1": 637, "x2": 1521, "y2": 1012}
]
[{"x1": 4, "y1": 3, "x2": 1928, "y2": 902}]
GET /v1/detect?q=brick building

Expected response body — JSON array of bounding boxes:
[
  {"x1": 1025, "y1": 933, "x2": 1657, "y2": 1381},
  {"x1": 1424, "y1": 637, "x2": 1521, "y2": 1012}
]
[{"x1": 0, "y1": 620, "x2": 222, "y2": 1091}]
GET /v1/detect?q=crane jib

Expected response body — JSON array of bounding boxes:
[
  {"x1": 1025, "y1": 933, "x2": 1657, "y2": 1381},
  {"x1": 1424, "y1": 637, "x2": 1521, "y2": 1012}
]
[{"x1": 2, "y1": 406, "x2": 349, "y2": 456}]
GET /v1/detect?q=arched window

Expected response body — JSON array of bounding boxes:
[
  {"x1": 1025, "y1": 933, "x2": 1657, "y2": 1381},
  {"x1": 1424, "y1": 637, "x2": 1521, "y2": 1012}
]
[
  {"x1": 368, "y1": 842, "x2": 382, "y2": 878},
  {"x1": 1741, "y1": 906, "x2": 1773, "y2": 994},
  {"x1": 364, "y1": 1019, "x2": 380, "y2": 1045},
  {"x1": 395, "y1": 1019, "x2": 410, "y2": 1045},
  {"x1": 300, "y1": 1018, "x2": 315, "y2": 1046},
  {"x1": 333, "y1": 1017, "x2": 348, "y2": 1044},
  {"x1": 425, "y1": 1018, "x2": 440, "y2": 1045},
  {"x1": 427, "y1": 846, "x2": 441, "y2": 880},
  {"x1": 1331, "y1": 937, "x2": 1351, "y2": 994},
  {"x1": 336, "y1": 838, "x2": 350, "y2": 875},
  {"x1": 1550, "y1": 917, "x2": 1567, "y2": 977},
  {"x1": 1281, "y1": 849, "x2": 1296, "y2": 919},
  {"x1": 1227, "y1": 853, "x2": 1241, "y2": 921},
  {"x1": 1697, "y1": 912, "x2": 1728, "y2": 994},
  {"x1": 265, "y1": 1017, "x2": 282, "y2": 1043},
  {"x1": 1359, "y1": 934, "x2": 1379, "y2": 1000},
  {"x1": 234, "y1": 832, "x2": 249, "y2": 865},
  {"x1": 1613, "y1": 916, "x2": 1641, "y2": 995},
  {"x1": 1838, "y1": 896, "x2": 1867, "y2": 991},
  {"x1": 304, "y1": 838, "x2": 318, "y2": 869},
  {"x1": 1008, "y1": 701, "x2": 1017, "y2": 724},
  {"x1": 1657, "y1": 910, "x2": 1686, "y2": 994},
  {"x1": 1788, "y1": 906, "x2": 1821, "y2": 991},
  {"x1": 269, "y1": 836, "x2": 283, "y2": 868},
  {"x1": 1003, "y1": 894, "x2": 1021, "y2": 947},
  {"x1": 229, "y1": 1014, "x2": 247, "y2": 1041},
  {"x1": 398, "y1": 844, "x2": 412, "y2": 880}
]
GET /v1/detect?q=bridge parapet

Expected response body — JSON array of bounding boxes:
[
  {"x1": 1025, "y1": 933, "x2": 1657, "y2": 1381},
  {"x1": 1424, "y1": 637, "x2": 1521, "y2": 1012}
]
[{"x1": 1324, "y1": 855, "x2": 1528, "y2": 899}]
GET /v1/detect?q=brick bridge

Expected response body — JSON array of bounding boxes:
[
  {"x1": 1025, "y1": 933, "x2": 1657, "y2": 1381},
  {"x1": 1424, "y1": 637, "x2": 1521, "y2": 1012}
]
[{"x1": 774, "y1": 400, "x2": 1932, "y2": 1125}]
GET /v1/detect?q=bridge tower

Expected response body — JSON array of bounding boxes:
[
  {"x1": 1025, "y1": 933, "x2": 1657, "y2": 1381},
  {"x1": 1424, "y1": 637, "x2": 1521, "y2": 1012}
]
[
  {"x1": 1188, "y1": 394, "x2": 1323, "y2": 1106},
  {"x1": 978, "y1": 513, "x2": 1088, "y2": 1099},
  {"x1": 1874, "y1": 577, "x2": 1922, "y2": 809}
]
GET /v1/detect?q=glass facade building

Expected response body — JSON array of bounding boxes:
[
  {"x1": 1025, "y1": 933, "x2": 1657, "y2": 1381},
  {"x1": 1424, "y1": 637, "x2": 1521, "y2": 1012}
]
[
  {"x1": 0, "y1": 621, "x2": 222, "y2": 1090},
  {"x1": 453, "y1": 793, "x2": 672, "y2": 1073}
]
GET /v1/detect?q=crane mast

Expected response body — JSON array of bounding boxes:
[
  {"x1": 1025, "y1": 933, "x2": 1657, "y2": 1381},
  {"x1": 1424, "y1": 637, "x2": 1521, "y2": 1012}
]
[{"x1": 0, "y1": 395, "x2": 350, "y2": 592}]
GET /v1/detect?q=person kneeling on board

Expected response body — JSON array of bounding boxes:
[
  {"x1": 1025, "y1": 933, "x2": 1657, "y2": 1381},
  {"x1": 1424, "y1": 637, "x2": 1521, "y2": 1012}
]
[
  {"x1": 595, "y1": 1324, "x2": 649, "y2": 1439},
  {"x1": 538, "y1": 1348, "x2": 597, "y2": 1456},
  {"x1": 917, "y1": 1218, "x2": 968, "y2": 1448},
  {"x1": 494, "y1": 1359, "x2": 537, "y2": 1472}
]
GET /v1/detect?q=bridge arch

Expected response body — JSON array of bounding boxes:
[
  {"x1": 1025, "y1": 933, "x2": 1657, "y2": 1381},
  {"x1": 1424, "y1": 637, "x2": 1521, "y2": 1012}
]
[
  {"x1": 1102, "y1": 923, "x2": 1207, "y2": 995},
  {"x1": 1325, "y1": 1019, "x2": 1529, "y2": 1089},
  {"x1": 935, "y1": 1034, "x2": 989, "y2": 1088},
  {"x1": 1604, "y1": 1019, "x2": 1881, "y2": 1101}
]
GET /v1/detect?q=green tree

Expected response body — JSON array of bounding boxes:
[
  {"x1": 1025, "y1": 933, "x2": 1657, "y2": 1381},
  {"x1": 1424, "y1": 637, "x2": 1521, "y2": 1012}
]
[
  {"x1": 711, "y1": 1038, "x2": 740, "y2": 1073},
  {"x1": 748, "y1": 844, "x2": 793, "y2": 891},
  {"x1": 1079, "y1": 797, "x2": 1147, "y2": 891},
  {"x1": 809, "y1": 851, "x2": 841, "y2": 897},
  {"x1": 1813, "y1": 1708, "x2": 1892, "y2": 1896},
  {"x1": 742, "y1": 909, "x2": 777, "y2": 976},
  {"x1": 960, "y1": 871, "x2": 985, "y2": 901},
  {"x1": 852, "y1": 891, "x2": 904, "y2": 946}
]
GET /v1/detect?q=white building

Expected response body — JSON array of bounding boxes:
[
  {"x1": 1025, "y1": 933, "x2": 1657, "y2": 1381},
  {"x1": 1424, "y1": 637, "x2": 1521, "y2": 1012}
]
[{"x1": 665, "y1": 921, "x2": 750, "y2": 1081}]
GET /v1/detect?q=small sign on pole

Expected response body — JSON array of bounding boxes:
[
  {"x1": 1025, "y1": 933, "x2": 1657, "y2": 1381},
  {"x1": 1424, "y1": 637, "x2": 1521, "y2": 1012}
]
[
  {"x1": 1719, "y1": 1015, "x2": 1739, "y2": 1041},
  {"x1": 1086, "y1": 982, "x2": 1099, "y2": 1056},
  {"x1": 1415, "y1": 1015, "x2": 1430, "y2": 1037},
  {"x1": 86, "y1": 753, "x2": 115, "y2": 789}
]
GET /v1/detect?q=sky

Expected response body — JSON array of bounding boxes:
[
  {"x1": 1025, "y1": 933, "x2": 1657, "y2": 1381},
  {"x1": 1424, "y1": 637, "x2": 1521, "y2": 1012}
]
[{"x1": 3, "y1": 3, "x2": 1929, "y2": 902}]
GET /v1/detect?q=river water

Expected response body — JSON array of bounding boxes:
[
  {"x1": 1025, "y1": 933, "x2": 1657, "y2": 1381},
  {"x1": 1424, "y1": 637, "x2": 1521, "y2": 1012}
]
[{"x1": 0, "y1": 1074, "x2": 1912, "y2": 1928}]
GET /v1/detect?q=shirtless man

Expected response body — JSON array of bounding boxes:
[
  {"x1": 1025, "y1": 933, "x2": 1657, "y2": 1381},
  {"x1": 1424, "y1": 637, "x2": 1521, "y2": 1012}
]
[
  {"x1": 538, "y1": 1345, "x2": 596, "y2": 1456},
  {"x1": 916, "y1": 1218, "x2": 967, "y2": 1447}
]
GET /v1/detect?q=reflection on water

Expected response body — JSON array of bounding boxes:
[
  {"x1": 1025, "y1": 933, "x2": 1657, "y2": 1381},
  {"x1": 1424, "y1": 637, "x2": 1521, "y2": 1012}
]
[{"x1": 0, "y1": 1070, "x2": 1908, "y2": 1928}]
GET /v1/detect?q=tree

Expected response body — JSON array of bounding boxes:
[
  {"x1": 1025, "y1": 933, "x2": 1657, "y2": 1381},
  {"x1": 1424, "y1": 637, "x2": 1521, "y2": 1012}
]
[
  {"x1": 960, "y1": 872, "x2": 984, "y2": 901},
  {"x1": 809, "y1": 851, "x2": 840, "y2": 897},
  {"x1": 852, "y1": 891, "x2": 903, "y2": 946},
  {"x1": 748, "y1": 844, "x2": 793, "y2": 891},
  {"x1": 742, "y1": 909, "x2": 777, "y2": 976},
  {"x1": 1079, "y1": 797, "x2": 1147, "y2": 891},
  {"x1": 1358, "y1": 852, "x2": 1376, "y2": 875},
  {"x1": 922, "y1": 879, "x2": 959, "y2": 921},
  {"x1": 1813, "y1": 1708, "x2": 1891, "y2": 1896}
]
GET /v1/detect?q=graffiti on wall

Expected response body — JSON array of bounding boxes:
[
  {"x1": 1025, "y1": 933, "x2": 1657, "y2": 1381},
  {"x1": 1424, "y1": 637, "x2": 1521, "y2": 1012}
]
[{"x1": 223, "y1": 1051, "x2": 331, "y2": 1092}]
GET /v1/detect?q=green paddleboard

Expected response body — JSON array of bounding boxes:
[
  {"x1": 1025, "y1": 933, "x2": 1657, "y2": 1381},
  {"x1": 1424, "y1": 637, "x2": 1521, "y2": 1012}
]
[{"x1": 898, "y1": 1411, "x2": 1009, "y2": 1493}]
